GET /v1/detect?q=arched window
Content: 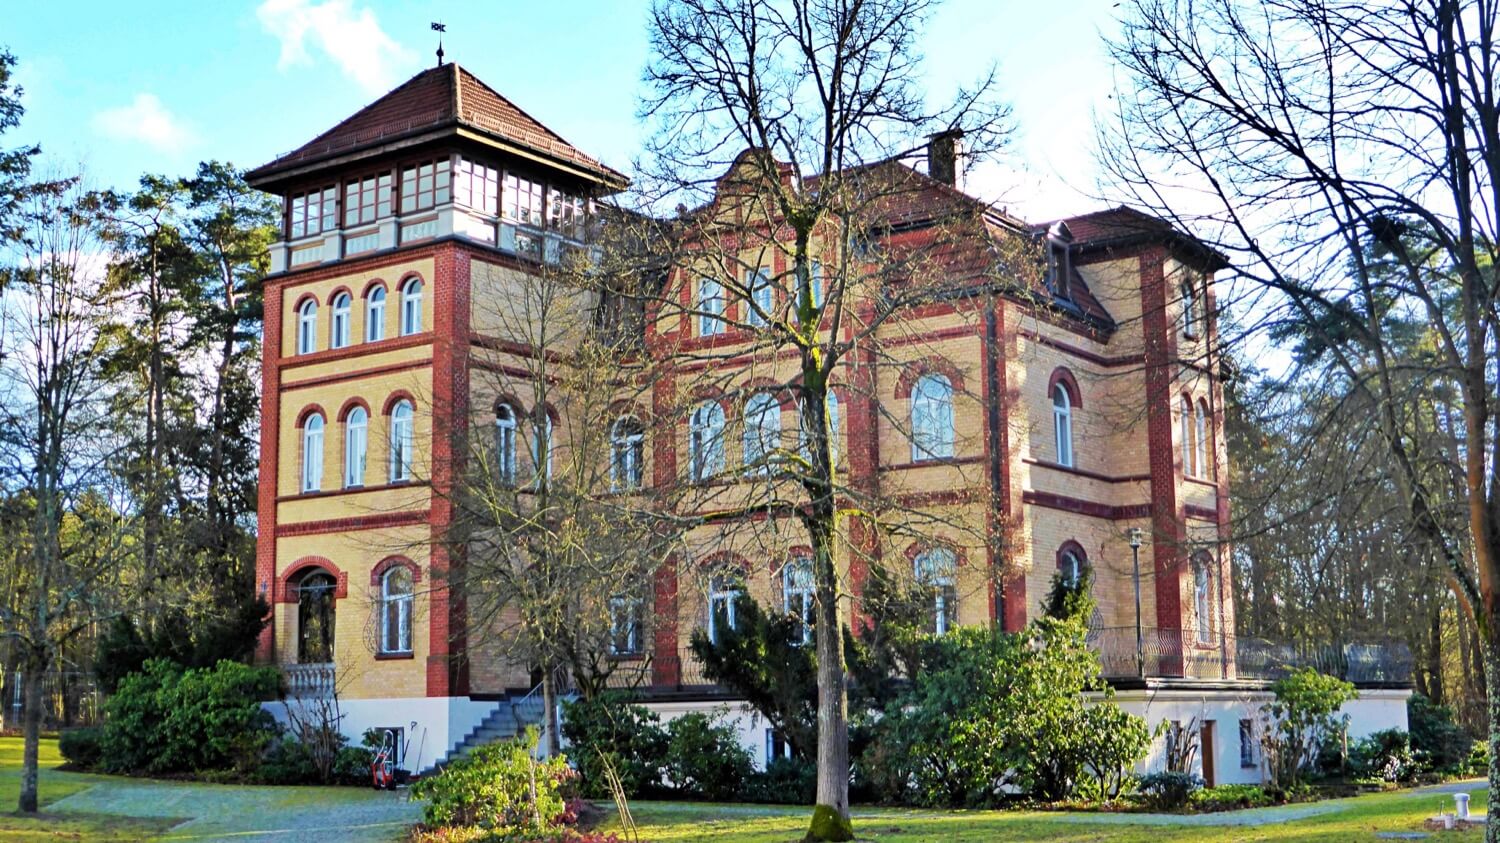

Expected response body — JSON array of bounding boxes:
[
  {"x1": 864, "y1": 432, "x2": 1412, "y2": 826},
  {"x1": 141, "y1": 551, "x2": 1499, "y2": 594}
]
[
  {"x1": 1195, "y1": 400, "x2": 1211, "y2": 479},
  {"x1": 698, "y1": 276, "x2": 725, "y2": 336},
  {"x1": 1059, "y1": 546, "x2": 1088, "y2": 588},
  {"x1": 1053, "y1": 383, "x2": 1074, "y2": 467},
  {"x1": 689, "y1": 401, "x2": 726, "y2": 482},
  {"x1": 380, "y1": 566, "x2": 413, "y2": 654},
  {"x1": 914, "y1": 548, "x2": 957, "y2": 635},
  {"x1": 296, "y1": 570, "x2": 336, "y2": 663},
  {"x1": 783, "y1": 556, "x2": 815, "y2": 645},
  {"x1": 707, "y1": 571, "x2": 744, "y2": 644},
  {"x1": 301, "y1": 413, "x2": 324, "y2": 493},
  {"x1": 530, "y1": 412, "x2": 553, "y2": 482},
  {"x1": 1194, "y1": 555, "x2": 1215, "y2": 644},
  {"x1": 389, "y1": 400, "x2": 414, "y2": 483},
  {"x1": 1180, "y1": 395, "x2": 1197, "y2": 477},
  {"x1": 331, "y1": 292, "x2": 351, "y2": 349},
  {"x1": 297, "y1": 298, "x2": 318, "y2": 355},
  {"x1": 808, "y1": 260, "x2": 824, "y2": 309},
  {"x1": 365, "y1": 285, "x2": 386, "y2": 342},
  {"x1": 400, "y1": 278, "x2": 423, "y2": 336},
  {"x1": 610, "y1": 416, "x2": 645, "y2": 491},
  {"x1": 494, "y1": 404, "x2": 517, "y2": 486},
  {"x1": 1181, "y1": 280, "x2": 1199, "y2": 337},
  {"x1": 910, "y1": 373, "x2": 954, "y2": 461},
  {"x1": 343, "y1": 407, "x2": 367, "y2": 488},
  {"x1": 744, "y1": 393, "x2": 781, "y2": 473}
]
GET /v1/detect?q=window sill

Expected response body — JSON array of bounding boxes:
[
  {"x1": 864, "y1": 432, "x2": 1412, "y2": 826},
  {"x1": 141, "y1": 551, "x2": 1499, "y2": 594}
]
[
  {"x1": 375, "y1": 651, "x2": 414, "y2": 661},
  {"x1": 280, "y1": 479, "x2": 429, "y2": 503}
]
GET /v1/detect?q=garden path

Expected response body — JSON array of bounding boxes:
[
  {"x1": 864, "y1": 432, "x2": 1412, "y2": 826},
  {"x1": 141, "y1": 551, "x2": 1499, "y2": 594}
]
[{"x1": 46, "y1": 777, "x2": 420, "y2": 841}]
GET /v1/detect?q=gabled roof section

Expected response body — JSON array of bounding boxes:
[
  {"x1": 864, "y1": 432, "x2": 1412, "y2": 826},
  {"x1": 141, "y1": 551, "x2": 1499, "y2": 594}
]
[
  {"x1": 247, "y1": 63, "x2": 627, "y2": 189},
  {"x1": 1041, "y1": 205, "x2": 1229, "y2": 271}
]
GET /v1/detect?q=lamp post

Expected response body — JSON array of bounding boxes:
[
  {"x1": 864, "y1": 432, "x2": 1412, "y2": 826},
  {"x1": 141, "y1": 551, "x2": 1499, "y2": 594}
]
[{"x1": 1129, "y1": 527, "x2": 1144, "y2": 679}]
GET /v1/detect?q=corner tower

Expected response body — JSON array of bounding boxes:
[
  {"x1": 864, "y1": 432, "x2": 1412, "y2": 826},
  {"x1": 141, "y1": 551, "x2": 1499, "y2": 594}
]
[{"x1": 248, "y1": 62, "x2": 625, "y2": 754}]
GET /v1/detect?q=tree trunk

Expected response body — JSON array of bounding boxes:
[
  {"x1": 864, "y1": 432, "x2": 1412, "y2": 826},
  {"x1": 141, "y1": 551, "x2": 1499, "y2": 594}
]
[
  {"x1": 1427, "y1": 610, "x2": 1445, "y2": 706},
  {"x1": 541, "y1": 667, "x2": 560, "y2": 758},
  {"x1": 18, "y1": 665, "x2": 42, "y2": 813},
  {"x1": 1485, "y1": 632, "x2": 1500, "y2": 843},
  {"x1": 807, "y1": 551, "x2": 851, "y2": 842}
]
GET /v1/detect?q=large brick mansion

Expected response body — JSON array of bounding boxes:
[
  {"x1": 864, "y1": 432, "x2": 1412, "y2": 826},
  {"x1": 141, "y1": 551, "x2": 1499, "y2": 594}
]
[{"x1": 248, "y1": 62, "x2": 1406, "y2": 785}]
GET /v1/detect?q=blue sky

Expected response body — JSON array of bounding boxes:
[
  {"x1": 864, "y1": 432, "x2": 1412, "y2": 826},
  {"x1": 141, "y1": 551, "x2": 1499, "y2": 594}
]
[{"x1": 7, "y1": 0, "x2": 1125, "y2": 222}]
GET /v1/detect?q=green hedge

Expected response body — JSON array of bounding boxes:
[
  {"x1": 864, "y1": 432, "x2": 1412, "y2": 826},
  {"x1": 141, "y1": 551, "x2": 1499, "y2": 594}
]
[{"x1": 98, "y1": 658, "x2": 280, "y2": 775}]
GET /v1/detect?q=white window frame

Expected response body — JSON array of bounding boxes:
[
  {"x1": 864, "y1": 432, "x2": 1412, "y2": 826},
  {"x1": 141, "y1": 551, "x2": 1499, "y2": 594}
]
[
  {"x1": 1053, "y1": 383, "x2": 1074, "y2": 468},
  {"x1": 782, "y1": 557, "x2": 815, "y2": 645},
  {"x1": 914, "y1": 549, "x2": 957, "y2": 635},
  {"x1": 530, "y1": 412, "x2": 554, "y2": 482},
  {"x1": 330, "y1": 293, "x2": 351, "y2": 349},
  {"x1": 1182, "y1": 279, "x2": 1199, "y2": 337},
  {"x1": 1195, "y1": 557, "x2": 1214, "y2": 645},
  {"x1": 808, "y1": 260, "x2": 823, "y2": 309},
  {"x1": 608, "y1": 595, "x2": 641, "y2": 656},
  {"x1": 610, "y1": 417, "x2": 645, "y2": 491},
  {"x1": 689, "y1": 401, "x2": 726, "y2": 482},
  {"x1": 1194, "y1": 400, "x2": 1210, "y2": 479},
  {"x1": 707, "y1": 573, "x2": 744, "y2": 644},
  {"x1": 744, "y1": 393, "x2": 781, "y2": 473},
  {"x1": 389, "y1": 400, "x2": 414, "y2": 483},
  {"x1": 910, "y1": 374, "x2": 955, "y2": 461},
  {"x1": 301, "y1": 414, "x2": 324, "y2": 493},
  {"x1": 494, "y1": 404, "x2": 517, "y2": 486},
  {"x1": 297, "y1": 299, "x2": 318, "y2": 355},
  {"x1": 747, "y1": 268, "x2": 772, "y2": 328},
  {"x1": 698, "y1": 276, "x2": 725, "y2": 336},
  {"x1": 1181, "y1": 395, "x2": 1197, "y2": 477},
  {"x1": 400, "y1": 278, "x2": 423, "y2": 336},
  {"x1": 1060, "y1": 548, "x2": 1086, "y2": 588},
  {"x1": 380, "y1": 567, "x2": 413, "y2": 654},
  {"x1": 366, "y1": 286, "x2": 386, "y2": 342},
  {"x1": 343, "y1": 407, "x2": 367, "y2": 488}
]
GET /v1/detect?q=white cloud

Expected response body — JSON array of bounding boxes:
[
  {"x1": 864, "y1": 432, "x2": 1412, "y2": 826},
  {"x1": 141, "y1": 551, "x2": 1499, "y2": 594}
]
[
  {"x1": 91, "y1": 94, "x2": 196, "y2": 154},
  {"x1": 256, "y1": 0, "x2": 415, "y2": 95}
]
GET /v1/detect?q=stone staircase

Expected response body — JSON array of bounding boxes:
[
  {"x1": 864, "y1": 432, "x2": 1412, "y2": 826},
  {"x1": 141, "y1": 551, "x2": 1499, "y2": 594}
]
[{"x1": 427, "y1": 692, "x2": 547, "y2": 772}]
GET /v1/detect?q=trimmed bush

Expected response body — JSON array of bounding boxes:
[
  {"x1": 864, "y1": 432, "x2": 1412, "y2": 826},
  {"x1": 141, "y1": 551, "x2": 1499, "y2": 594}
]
[
  {"x1": 1188, "y1": 784, "x2": 1273, "y2": 812},
  {"x1": 1137, "y1": 771, "x2": 1203, "y2": 811},
  {"x1": 560, "y1": 692, "x2": 668, "y2": 798},
  {"x1": 1408, "y1": 694, "x2": 1471, "y2": 773},
  {"x1": 58, "y1": 727, "x2": 102, "y2": 770},
  {"x1": 99, "y1": 658, "x2": 279, "y2": 775},
  {"x1": 744, "y1": 756, "x2": 817, "y2": 804},
  {"x1": 663, "y1": 710, "x2": 754, "y2": 801},
  {"x1": 1351, "y1": 728, "x2": 1420, "y2": 782}
]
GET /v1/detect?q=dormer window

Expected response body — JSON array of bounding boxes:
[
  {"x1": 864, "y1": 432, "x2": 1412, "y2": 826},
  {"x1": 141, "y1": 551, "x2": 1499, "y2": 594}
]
[
  {"x1": 400, "y1": 159, "x2": 451, "y2": 214},
  {"x1": 1051, "y1": 243, "x2": 1072, "y2": 299},
  {"x1": 289, "y1": 186, "x2": 336, "y2": 239},
  {"x1": 344, "y1": 172, "x2": 392, "y2": 227}
]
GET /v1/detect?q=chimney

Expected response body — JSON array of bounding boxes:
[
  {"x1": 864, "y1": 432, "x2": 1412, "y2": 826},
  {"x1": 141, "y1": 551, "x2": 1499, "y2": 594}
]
[{"x1": 927, "y1": 129, "x2": 965, "y2": 188}]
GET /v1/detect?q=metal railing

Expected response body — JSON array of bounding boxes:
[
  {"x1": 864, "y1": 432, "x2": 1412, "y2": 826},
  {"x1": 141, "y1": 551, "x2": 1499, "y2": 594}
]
[
  {"x1": 1090, "y1": 627, "x2": 1413, "y2": 684},
  {"x1": 1, "y1": 671, "x2": 102, "y2": 730},
  {"x1": 283, "y1": 663, "x2": 337, "y2": 698}
]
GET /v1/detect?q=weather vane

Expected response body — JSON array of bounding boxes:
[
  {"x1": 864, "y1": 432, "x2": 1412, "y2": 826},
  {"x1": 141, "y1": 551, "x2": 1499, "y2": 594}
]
[{"x1": 432, "y1": 22, "x2": 447, "y2": 67}]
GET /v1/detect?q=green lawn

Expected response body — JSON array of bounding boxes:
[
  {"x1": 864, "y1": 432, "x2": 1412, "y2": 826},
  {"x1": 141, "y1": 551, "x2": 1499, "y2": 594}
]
[
  {"x1": 0, "y1": 736, "x2": 180, "y2": 841},
  {"x1": 614, "y1": 789, "x2": 1488, "y2": 842},
  {"x1": 0, "y1": 736, "x2": 1485, "y2": 842}
]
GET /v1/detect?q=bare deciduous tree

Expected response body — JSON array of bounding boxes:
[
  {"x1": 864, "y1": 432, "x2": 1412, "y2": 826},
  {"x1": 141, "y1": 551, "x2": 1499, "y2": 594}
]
[{"x1": 1102, "y1": 0, "x2": 1500, "y2": 829}]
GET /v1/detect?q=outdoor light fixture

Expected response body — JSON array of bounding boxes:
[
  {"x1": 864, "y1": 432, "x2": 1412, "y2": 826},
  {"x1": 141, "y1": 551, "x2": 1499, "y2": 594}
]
[{"x1": 1128, "y1": 528, "x2": 1145, "y2": 678}]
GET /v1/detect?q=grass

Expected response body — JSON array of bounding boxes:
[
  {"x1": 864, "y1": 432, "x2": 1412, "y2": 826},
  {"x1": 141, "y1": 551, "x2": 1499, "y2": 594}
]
[
  {"x1": 609, "y1": 789, "x2": 1490, "y2": 842},
  {"x1": 0, "y1": 735, "x2": 1486, "y2": 842},
  {"x1": 0, "y1": 736, "x2": 180, "y2": 841}
]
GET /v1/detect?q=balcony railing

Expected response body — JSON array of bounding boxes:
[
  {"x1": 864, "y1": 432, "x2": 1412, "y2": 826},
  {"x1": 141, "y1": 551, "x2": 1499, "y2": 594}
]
[
  {"x1": 283, "y1": 663, "x2": 337, "y2": 698},
  {"x1": 1091, "y1": 627, "x2": 1413, "y2": 684}
]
